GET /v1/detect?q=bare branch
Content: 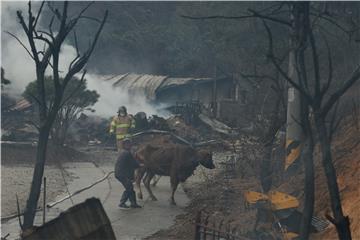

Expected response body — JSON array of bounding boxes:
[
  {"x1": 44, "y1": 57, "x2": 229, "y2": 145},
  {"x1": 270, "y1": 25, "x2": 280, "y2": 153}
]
[
  {"x1": 73, "y1": 30, "x2": 80, "y2": 56},
  {"x1": 60, "y1": 1, "x2": 69, "y2": 33},
  {"x1": 262, "y1": 20, "x2": 312, "y2": 101},
  {"x1": 322, "y1": 66, "x2": 360, "y2": 116},
  {"x1": 37, "y1": 30, "x2": 55, "y2": 42},
  {"x1": 63, "y1": 2, "x2": 94, "y2": 36},
  {"x1": 57, "y1": 163, "x2": 74, "y2": 205},
  {"x1": 317, "y1": 24, "x2": 345, "y2": 42},
  {"x1": 63, "y1": 10, "x2": 108, "y2": 87},
  {"x1": 253, "y1": 2, "x2": 285, "y2": 15},
  {"x1": 47, "y1": 2, "x2": 62, "y2": 21},
  {"x1": 329, "y1": 100, "x2": 341, "y2": 142},
  {"x1": 76, "y1": 2, "x2": 95, "y2": 19},
  {"x1": 68, "y1": 56, "x2": 81, "y2": 72},
  {"x1": 47, "y1": 171, "x2": 114, "y2": 209},
  {"x1": 16, "y1": 10, "x2": 41, "y2": 65},
  {"x1": 33, "y1": 1, "x2": 45, "y2": 29},
  {"x1": 28, "y1": 1, "x2": 33, "y2": 33},
  {"x1": 49, "y1": 15, "x2": 55, "y2": 37},
  {"x1": 181, "y1": 8, "x2": 291, "y2": 27},
  {"x1": 4, "y1": 31, "x2": 34, "y2": 60},
  {"x1": 308, "y1": 25, "x2": 321, "y2": 99},
  {"x1": 296, "y1": 44, "x2": 309, "y2": 91},
  {"x1": 60, "y1": 71, "x2": 87, "y2": 108},
  {"x1": 34, "y1": 33, "x2": 53, "y2": 50},
  {"x1": 310, "y1": 12, "x2": 359, "y2": 38},
  {"x1": 78, "y1": 16, "x2": 102, "y2": 23},
  {"x1": 320, "y1": 31, "x2": 333, "y2": 97},
  {"x1": 248, "y1": 9, "x2": 292, "y2": 26},
  {"x1": 68, "y1": 31, "x2": 80, "y2": 71},
  {"x1": 16, "y1": 194, "x2": 23, "y2": 230}
]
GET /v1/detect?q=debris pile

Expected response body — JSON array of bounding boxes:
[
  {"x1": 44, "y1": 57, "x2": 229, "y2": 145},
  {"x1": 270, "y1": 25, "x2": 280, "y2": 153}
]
[
  {"x1": 1, "y1": 96, "x2": 37, "y2": 142},
  {"x1": 166, "y1": 115, "x2": 201, "y2": 142},
  {"x1": 69, "y1": 114, "x2": 112, "y2": 146}
]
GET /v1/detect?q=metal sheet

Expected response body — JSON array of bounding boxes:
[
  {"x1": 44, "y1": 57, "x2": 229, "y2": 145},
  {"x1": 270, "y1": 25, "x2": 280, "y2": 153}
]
[
  {"x1": 111, "y1": 73, "x2": 168, "y2": 100},
  {"x1": 108, "y1": 73, "x2": 217, "y2": 100}
]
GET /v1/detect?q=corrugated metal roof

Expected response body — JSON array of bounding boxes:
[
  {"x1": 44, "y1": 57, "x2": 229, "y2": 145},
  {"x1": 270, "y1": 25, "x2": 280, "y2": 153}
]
[
  {"x1": 110, "y1": 73, "x2": 168, "y2": 100},
  {"x1": 159, "y1": 77, "x2": 213, "y2": 91},
  {"x1": 10, "y1": 99, "x2": 32, "y2": 111},
  {"x1": 108, "y1": 73, "x2": 219, "y2": 100}
]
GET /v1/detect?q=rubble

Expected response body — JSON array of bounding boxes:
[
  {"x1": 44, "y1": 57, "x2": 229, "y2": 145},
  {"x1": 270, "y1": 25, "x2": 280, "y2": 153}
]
[
  {"x1": 198, "y1": 113, "x2": 236, "y2": 136},
  {"x1": 166, "y1": 115, "x2": 201, "y2": 142}
]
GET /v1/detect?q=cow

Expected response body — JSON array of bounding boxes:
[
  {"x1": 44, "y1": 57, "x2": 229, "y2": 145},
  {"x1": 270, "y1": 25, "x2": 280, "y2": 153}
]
[{"x1": 135, "y1": 144, "x2": 215, "y2": 205}]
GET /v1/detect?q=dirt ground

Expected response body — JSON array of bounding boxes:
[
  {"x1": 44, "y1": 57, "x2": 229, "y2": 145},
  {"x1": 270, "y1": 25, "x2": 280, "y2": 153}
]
[
  {"x1": 1, "y1": 165, "x2": 73, "y2": 217},
  {"x1": 1, "y1": 144, "x2": 80, "y2": 218}
]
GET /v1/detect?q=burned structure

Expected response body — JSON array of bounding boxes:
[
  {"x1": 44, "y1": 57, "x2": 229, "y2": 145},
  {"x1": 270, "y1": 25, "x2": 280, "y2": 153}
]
[
  {"x1": 1, "y1": 97, "x2": 38, "y2": 142},
  {"x1": 105, "y1": 73, "x2": 254, "y2": 127}
]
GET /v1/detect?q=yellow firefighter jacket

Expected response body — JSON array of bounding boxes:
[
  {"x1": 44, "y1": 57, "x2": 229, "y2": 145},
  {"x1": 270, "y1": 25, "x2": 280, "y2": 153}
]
[{"x1": 109, "y1": 115, "x2": 135, "y2": 140}]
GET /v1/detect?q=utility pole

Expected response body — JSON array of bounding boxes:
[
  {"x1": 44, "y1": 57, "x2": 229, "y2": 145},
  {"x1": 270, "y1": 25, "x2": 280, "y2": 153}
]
[{"x1": 285, "y1": 3, "x2": 304, "y2": 171}]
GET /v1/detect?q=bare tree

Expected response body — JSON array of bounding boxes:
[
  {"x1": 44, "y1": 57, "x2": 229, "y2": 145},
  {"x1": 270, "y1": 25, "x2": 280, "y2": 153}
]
[
  {"x1": 183, "y1": 2, "x2": 359, "y2": 239},
  {"x1": 8, "y1": 1, "x2": 108, "y2": 230},
  {"x1": 239, "y1": 71, "x2": 287, "y2": 193},
  {"x1": 263, "y1": 2, "x2": 359, "y2": 239}
]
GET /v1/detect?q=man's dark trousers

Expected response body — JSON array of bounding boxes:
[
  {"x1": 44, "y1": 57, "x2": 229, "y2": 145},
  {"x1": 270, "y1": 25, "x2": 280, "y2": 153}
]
[{"x1": 119, "y1": 177, "x2": 137, "y2": 205}]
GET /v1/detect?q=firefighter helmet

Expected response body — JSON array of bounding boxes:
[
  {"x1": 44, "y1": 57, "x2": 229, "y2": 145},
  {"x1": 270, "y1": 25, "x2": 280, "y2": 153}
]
[{"x1": 118, "y1": 106, "x2": 127, "y2": 114}]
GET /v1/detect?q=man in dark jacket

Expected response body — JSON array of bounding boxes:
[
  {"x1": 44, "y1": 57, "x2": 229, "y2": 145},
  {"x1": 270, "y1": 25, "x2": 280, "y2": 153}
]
[{"x1": 115, "y1": 138, "x2": 142, "y2": 209}]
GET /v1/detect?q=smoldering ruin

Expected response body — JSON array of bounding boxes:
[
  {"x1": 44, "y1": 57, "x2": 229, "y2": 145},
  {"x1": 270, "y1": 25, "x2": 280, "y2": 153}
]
[{"x1": 1, "y1": 1, "x2": 360, "y2": 240}]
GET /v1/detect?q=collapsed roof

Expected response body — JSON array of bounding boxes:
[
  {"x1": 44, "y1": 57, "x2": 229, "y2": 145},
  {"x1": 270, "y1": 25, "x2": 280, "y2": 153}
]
[
  {"x1": 105, "y1": 73, "x2": 214, "y2": 101},
  {"x1": 10, "y1": 99, "x2": 32, "y2": 111}
]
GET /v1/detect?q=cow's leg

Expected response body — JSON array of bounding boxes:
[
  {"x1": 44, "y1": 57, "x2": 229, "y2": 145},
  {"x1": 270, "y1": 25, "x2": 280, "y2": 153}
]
[
  {"x1": 135, "y1": 168, "x2": 146, "y2": 200},
  {"x1": 151, "y1": 175, "x2": 161, "y2": 187},
  {"x1": 170, "y1": 176, "x2": 179, "y2": 206},
  {"x1": 144, "y1": 172, "x2": 157, "y2": 201}
]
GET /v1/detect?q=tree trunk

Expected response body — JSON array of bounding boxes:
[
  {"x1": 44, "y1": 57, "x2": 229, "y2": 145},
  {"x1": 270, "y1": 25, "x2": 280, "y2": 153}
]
[
  {"x1": 22, "y1": 125, "x2": 51, "y2": 229},
  {"x1": 314, "y1": 113, "x2": 352, "y2": 240},
  {"x1": 23, "y1": 96, "x2": 61, "y2": 229},
  {"x1": 260, "y1": 96, "x2": 284, "y2": 193},
  {"x1": 299, "y1": 132, "x2": 315, "y2": 240}
]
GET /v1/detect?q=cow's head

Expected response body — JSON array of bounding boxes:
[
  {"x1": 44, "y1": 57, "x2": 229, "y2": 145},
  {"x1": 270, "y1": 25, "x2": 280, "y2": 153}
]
[{"x1": 197, "y1": 150, "x2": 215, "y2": 169}]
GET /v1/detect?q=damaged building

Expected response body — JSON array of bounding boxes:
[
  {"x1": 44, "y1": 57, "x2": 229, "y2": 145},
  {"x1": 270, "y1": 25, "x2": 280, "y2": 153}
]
[
  {"x1": 105, "y1": 73, "x2": 255, "y2": 127},
  {"x1": 1, "y1": 97, "x2": 38, "y2": 142}
]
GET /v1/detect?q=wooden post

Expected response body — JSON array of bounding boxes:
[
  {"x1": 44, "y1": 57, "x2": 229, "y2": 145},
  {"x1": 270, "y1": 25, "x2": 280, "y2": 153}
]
[
  {"x1": 212, "y1": 220, "x2": 216, "y2": 240},
  {"x1": 218, "y1": 219, "x2": 224, "y2": 240},
  {"x1": 226, "y1": 221, "x2": 231, "y2": 240},
  {"x1": 43, "y1": 177, "x2": 46, "y2": 224},
  {"x1": 194, "y1": 211, "x2": 201, "y2": 240},
  {"x1": 204, "y1": 215, "x2": 210, "y2": 240}
]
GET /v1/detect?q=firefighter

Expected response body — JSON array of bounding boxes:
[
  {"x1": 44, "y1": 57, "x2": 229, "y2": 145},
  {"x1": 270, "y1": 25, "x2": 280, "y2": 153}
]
[{"x1": 109, "y1": 106, "x2": 135, "y2": 152}]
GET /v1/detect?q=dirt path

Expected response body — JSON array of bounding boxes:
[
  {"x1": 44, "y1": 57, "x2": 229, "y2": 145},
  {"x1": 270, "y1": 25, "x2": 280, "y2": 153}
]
[
  {"x1": 1, "y1": 145, "x2": 222, "y2": 240},
  {"x1": 1, "y1": 164, "x2": 73, "y2": 217},
  {"x1": 2, "y1": 161, "x2": 211, "y2": 240}
]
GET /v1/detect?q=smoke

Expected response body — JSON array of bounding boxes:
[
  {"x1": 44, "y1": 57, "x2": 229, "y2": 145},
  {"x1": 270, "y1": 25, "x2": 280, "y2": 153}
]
[
  {"x1": 84, "y1": 73, "x2": 170, "y2": 118},
  {"x1": 1, "y1": 1, "x2": 36, "y2": 97},
  {"x1": 1, "y1": 2, "x2": 83, "y2": 95},
  {"x1": 1, "y1": 2, "x2": 169, "y2": 118}
]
